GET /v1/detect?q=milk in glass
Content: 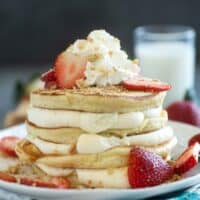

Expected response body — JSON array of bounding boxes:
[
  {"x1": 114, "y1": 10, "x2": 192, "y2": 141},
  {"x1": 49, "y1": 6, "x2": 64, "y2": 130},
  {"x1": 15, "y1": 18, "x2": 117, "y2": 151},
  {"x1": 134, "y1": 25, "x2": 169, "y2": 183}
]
[{"x1": 134, "y1": 26, "x2": 195, "y2": 106}]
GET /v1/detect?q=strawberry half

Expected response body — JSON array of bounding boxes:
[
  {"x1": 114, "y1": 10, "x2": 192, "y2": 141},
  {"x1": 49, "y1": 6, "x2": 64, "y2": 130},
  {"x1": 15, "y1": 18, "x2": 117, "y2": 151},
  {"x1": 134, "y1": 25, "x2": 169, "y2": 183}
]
[
  {"x1": 41, "y1": 69, "x2": 58, "y2": 89},
  {"x1": 123, "y1": 78, "x2": 172, "y2": 92},
  {"x1": 128, "y1": 147, "x2": 173, "y2": 188},
  {"x1": 174, "y1": 143, "x2": 200, "y2": 174},
  {"x1": 54, "y1": 52, "x2": 87, "y2": 89},
  {"x1": 41, "y1": 69, "x2": 57, "y2": 82},
  {"x1": 0, "y1": 136, "x2": 20, "y2": 157}
]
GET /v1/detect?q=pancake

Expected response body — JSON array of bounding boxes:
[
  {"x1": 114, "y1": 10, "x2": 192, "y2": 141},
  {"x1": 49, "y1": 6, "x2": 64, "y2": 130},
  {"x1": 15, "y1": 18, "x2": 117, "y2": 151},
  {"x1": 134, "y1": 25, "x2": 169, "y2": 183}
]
[
  {"x1": 26, "y1": 122, "x2": 82, "y2": 144},
  {"x1": 34, "y1": 164, "x2": 130, "y2": 188},
  {"x1": 36, "y1": 137, "x2": 177, "y2": 169},
  {"x1": 16, "y1": 136, "x2": 177, "y2": 168},
  {"x1": 17, "y1": 126, "x2": 176, "y2": 164},
  {"x1": 26, "y1": 125, "x2": 174, "y2": 154},
  {"x1": 31, "y1": 86, "x2": 166, "y2": 113},
  {"x1": 15, "y1": 139, "x2": 43, "y2": 162}
]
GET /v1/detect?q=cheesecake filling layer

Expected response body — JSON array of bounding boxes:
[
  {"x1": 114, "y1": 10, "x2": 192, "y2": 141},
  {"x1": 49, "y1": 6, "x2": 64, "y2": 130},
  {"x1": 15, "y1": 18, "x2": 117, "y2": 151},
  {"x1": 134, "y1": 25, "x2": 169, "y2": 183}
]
[
  {"x1": 27, "y1": 126, "x2": 175, "y2": 155},
  {"x1": 36, "y1": 162, "x2": 130, "y2": 188},
  {"x1": 26, "y1": 135, "x2": 74, "y2": 155},
  {"x1": 76, "y1": 167, "x2": 130, "y2": 188},
  {"x1": 77, "y1": 126, "x2": 174, "y2": 154},
  {"x1": 27, "y1": 106, "x2": 162, "y2": 133}
]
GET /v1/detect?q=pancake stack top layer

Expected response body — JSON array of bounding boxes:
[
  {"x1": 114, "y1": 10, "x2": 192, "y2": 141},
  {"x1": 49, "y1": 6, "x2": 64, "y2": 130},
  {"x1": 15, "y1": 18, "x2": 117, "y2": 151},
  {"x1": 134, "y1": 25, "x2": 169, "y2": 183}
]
[
  {"x1": 30, "y1": 86, "x2": 166, "y2": 112},
  {"x1": 16, "y1": 30, "x2": 176, "y2": 188}
]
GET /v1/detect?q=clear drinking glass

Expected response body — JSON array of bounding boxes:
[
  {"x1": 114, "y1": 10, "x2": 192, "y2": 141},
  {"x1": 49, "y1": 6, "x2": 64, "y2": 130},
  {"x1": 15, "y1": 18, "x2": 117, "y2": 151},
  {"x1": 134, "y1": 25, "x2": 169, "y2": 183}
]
[{"x1": 133, "y1": 25, "x2": 196, "y2": 106}]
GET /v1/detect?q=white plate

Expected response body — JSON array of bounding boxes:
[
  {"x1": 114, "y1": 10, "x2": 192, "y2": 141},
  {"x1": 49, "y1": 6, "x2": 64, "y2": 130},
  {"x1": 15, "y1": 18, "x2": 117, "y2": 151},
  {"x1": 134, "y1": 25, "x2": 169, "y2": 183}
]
[{"x1": 0, "y1": 121, "x2": 200, "y2": 200}]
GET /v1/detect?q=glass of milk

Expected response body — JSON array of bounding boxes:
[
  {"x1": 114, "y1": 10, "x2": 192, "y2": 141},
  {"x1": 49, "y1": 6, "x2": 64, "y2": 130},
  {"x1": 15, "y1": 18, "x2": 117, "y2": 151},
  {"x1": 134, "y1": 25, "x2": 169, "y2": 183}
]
[{"x1": 134, "y1": 25, "x2": 196, "y2": 106}]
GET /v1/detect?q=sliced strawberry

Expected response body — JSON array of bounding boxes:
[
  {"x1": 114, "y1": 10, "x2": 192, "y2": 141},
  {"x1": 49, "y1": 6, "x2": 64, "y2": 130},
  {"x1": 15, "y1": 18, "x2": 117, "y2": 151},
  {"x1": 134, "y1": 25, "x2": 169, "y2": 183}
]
[
  {"x1": 44, "y1": 81, "x2": 58, "y2": 89},
  {"x1": 41, "y1": 69, "x2": 57, "y2": 82},
  {"x1": 20, "y1": 177, "x2": 70, "y2": 189},
  {"x1": 128, "y1": 147, "x2": 173, "y2": 188},
  {"x1": 20, "y1": 177, "x2": 55, "y2": 188},
  {"x1": 174, "y1": 143, "x2": 200, "y2": 174},
  {"x1": 0, "y1": 136, "x2": 20, "y2": 157},
  {"x1": 51, "y1": 177, "x2": 70, "y2": 189},
  {"x1": 123, "y1": 78, "x2": 172, "y2": 92},
  {"x1": 55, "y1": 52, "x2": 87, "y2": 89},
  {"x1": 0, "y1": 172, "x2": 70, "y2": 189},
  {"x1": 189, "y1": 134, "x2": 200, "y2": 146},
  {"x1": 0, "y1": 172, "x2": 17, "y2": 183}
]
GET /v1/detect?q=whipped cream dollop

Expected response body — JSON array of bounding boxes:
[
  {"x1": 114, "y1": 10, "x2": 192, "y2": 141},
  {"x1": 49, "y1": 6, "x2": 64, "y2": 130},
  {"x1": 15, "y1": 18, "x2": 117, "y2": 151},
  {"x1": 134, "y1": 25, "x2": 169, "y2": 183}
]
[{"x1": 66, "y1": 30, "x2": 140, "y2": 86}]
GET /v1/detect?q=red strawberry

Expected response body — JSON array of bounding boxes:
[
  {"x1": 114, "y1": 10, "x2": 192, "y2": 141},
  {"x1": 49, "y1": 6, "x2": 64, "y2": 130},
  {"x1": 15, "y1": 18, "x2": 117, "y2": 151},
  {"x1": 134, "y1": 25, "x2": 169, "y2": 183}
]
[
  {"x1": 174, "y1": 143, "x2": 200, "y2": 174},
  {"x1": 0, "y1": 172, "x2": 70, "y2": 188},
  {"x1": 41, "y1": 69, "x2": 58, "y2": 89},
  {"x1": 128, "y1": 147, "x2": 173, "y2": 188},
  {"x1": 44, "y1": 81, "x2": 58, "y2": 89},
  {"x1": 0, "y1": 172, "x2": 17, "y2": 183},
  {"x1": 123, "y1": 78, "x2": 171, "y2": 92},
  {"x1": 54, "y1": 52, "x2": 87, "y2": 89},
  {"x1": 41, "y1": 69, "x2": 57, "y2": 82},
  {"x1": 189, "y1": 133, "x2": 200, "y2": 146},
  {"x1": 167, "y1": 101, "x2": 200, "y2": 127},
  {"x1": 20, "y1": 177, "x2": 70, "y2": 189},
  {"x1": 0, "y1": 136, "x2": 20, "y2": 157},
  {"x1": 51, "y1": 177, "x2": 70, "y2": 189}
]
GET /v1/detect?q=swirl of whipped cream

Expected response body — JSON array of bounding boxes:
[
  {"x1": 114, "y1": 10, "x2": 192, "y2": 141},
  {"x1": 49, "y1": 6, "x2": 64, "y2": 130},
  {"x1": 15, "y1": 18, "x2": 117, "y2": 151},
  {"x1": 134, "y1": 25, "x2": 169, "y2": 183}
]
[{"x1": 66, "y1": 30, "x2": 140, "y2": 87}]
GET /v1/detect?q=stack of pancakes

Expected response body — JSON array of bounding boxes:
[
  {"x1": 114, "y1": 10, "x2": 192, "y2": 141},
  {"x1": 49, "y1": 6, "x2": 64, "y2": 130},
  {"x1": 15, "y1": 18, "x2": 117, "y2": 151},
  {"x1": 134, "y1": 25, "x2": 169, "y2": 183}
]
[{"x1": 16, "y1": 86, "x2": 177, "y2": 188}]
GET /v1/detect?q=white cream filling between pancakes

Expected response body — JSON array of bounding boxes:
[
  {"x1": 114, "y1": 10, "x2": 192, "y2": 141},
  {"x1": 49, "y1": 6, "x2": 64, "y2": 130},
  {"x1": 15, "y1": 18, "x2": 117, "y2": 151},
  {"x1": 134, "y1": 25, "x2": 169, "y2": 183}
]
[
  {"x1": 26, "y1": 135, "x2": 73, "y2": 155},
  {"x1": 76, "y1": 167, "x2": 130, "y2": 188},
  {"x1": 28, "y1": 126, "x2": 175, "y2": 155},
  {"x1": 76, "y1": 126, "x2": 175, "y2": 154},
  {"x1": 27, "y1": 106, "x2": 162, "y2": 133}
]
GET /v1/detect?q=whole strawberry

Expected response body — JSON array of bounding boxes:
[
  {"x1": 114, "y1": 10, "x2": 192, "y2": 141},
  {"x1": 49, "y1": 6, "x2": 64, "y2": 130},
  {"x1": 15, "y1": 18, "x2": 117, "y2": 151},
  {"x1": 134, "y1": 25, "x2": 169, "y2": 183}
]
[
  {"x1": 167, "y1": 101, "x2": 200, "y2": 127},
  {"x1": 128, "y1": 147, "x2": 173, "y2": 188}
]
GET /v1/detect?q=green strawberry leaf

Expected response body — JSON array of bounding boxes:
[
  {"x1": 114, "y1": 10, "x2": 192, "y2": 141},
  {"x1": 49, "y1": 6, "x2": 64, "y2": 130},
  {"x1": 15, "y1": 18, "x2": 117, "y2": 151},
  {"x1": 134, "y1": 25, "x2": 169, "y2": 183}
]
[
  {"x1": 13, "y1": 80, "x2": 25, "y2": 104},
  {"x1": 184, "y1": 88, "x2": 199, "y2": 105}
]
